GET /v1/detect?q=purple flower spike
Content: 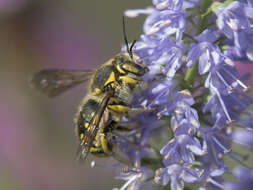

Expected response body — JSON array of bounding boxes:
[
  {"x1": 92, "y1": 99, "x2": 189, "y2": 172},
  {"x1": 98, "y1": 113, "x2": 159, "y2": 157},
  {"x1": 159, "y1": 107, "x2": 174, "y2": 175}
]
[
  {"x1": 217, "y1": 2, "x2": 253, "y2": 38},
  {"x1": 154, "y1": 163, "x2": 200, "y2": 189},
  {"x1": 217, "y1": 1, "x2": 253, "y2": 59},
  {"x1": 186, "y1": 30, "x2": 223, "y2": 75},
  {"x1": 115, "y1": 0, "x2": 253, "y2": 189},
  {"x1": 161, "y1": 134, "x2": 204, "y2": 165}
]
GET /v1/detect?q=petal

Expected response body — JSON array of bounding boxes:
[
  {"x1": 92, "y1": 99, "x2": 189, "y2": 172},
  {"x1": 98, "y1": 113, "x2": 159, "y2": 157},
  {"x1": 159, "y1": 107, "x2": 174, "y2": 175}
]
[
  {"x1": 187, "y1": 144, "x2": 204, "y2": 156},
  {"x1": 195, "y1": 29, "x2": 220, "y2": 43},
  {"x1": 124, "y1": 7, "x2": 154, "y2": 17},
  {"x1": 199, "y1": 50, "x2": 211, "y2": 74},
  {"x1": 244, "y1": 6, "x2": 253, "y2": 19},
  {"x1": 186, "y1": 44, "x2": 200, "y2": 68}
]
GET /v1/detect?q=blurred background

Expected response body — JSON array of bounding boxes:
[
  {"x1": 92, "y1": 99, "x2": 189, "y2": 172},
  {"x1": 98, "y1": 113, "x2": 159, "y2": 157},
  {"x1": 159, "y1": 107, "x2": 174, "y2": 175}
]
[{"x1": 0, "y1": 0, "x2": 150, "y2": 189}]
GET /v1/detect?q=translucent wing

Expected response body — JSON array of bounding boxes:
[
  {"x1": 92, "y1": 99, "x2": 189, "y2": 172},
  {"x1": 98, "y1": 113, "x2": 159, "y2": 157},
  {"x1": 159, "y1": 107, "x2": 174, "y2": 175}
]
[
  {"x1": 30, "y1": 69, "x2": 94, "y2": 97},
  {"x1": 76, "y1": 92, "x2": 113, "y2": 161}
]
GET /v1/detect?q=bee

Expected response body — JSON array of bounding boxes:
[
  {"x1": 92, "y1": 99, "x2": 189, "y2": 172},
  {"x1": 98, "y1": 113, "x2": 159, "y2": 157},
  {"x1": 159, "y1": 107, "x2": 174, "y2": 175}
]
[{"x1": 30, "y1": 17, "x2": 149, "y2": 162}]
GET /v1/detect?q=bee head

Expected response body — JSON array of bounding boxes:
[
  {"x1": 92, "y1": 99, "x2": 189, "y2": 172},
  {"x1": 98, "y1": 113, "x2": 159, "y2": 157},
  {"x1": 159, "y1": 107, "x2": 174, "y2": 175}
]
[
  {"x1": 113, "y1": 53, "x2": 149, "y2": 76},
  {"x1": 120, "y1": 17, "x2": 149, "y2": 76}
]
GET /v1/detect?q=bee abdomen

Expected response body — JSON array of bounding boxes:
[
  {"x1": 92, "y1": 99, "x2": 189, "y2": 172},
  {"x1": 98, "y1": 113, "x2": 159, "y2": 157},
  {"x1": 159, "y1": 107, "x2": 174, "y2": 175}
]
[{"x1": 75, "y1": 98, "x2": 100, "y2": 140}]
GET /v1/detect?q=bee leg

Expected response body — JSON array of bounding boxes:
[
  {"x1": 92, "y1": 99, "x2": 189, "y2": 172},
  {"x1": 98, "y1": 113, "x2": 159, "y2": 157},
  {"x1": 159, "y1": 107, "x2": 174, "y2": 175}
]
[
  {"x1": 127, "y1": 106, "x2": 155, "y2": 118},
  {"x1": 88, "y1": 134, "x2": 113, "y2": 157},
  {"x1": 108, "y1": 104, "x2": 154, "y2": 116},
  {"x1": 112, "y1": 107, "x2": 156, "y2": 131},
  {"x1": 106, "y1": 121, "x2": 132, "y2": 132},
  {"x1": 89, "y1": 146, "x2": 108, "y2": 157},
  {"x1": 114, "y1": 121, "x2": 140, "y2": 131},
  {"x1": 100, "y1": 134, "x2": 113, "y2": 156},
  {"x1": 115, "y1": 125, "x2": 133, "y2": 131}
]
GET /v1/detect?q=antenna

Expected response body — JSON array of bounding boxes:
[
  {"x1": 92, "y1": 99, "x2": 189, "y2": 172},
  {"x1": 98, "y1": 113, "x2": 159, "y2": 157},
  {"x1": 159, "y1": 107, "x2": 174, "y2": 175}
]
[{"x1": 122, "y1": 16, "x2": 136, "y2": 59}]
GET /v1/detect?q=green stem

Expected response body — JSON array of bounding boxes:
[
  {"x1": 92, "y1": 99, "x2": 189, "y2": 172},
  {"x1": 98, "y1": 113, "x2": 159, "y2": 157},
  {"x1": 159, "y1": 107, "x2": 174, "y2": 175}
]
[
  {"x1": 141, "y1": 157, "x2": 163, "y2": 169},
  {"x1": 184, "y1": 0, "x2": 213, "y2": 87},
  {"x1": 184, "y1": 62, "x2": 198, "y2": 87},
  {"x1": 183, "y1": 32, "x2": 198, "y2": 43},
  {"x1": 199, "y1": 0, "x2": 213, "y2": 34}
]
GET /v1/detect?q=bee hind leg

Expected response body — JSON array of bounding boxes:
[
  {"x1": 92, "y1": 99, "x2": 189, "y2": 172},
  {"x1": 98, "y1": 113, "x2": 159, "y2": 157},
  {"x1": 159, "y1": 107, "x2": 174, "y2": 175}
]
[{"x1": 127, "y1": 106, "x2": 156, "y2": 118}]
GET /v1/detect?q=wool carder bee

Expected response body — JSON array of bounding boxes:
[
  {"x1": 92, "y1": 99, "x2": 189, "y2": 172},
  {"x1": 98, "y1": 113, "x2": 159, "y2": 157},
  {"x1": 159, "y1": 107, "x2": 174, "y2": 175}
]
[{"x1": 30, "y1": 18, "x2": 149, "y2": 162}]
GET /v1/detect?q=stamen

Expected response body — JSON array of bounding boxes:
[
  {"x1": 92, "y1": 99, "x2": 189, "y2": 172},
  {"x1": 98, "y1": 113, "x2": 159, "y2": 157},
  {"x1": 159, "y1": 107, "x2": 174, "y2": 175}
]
[
  {"x1": 211, "y1": 85, "x2": 232, "y2": 122},
  {"x1": 221, "y1": 67, "x2": 248, "y2": 91},
  {"x1": 208, "y1": 178, "x2": 224, "y2": 189},
  {"x1": 215, "y1": 70, "x2": 233, "y2": 92},
  {"x1": 156, "y1": 1, "x2": 170, "y2": 10},
  {"x1": 212, "y1": 136, "x2": 231, "y2": 154},
  {"x1": 228, "y1": 152, "x2": 250, "y2": 168},
  {"x1": 230, "y1": 151, "x2": 249, "y2": 161},
  {"x1": 120, "y1": 175, "x2": 139, "y2": 190},
  {"x1": 209, "y1": 139, "x2": 222, "y2": 165}
]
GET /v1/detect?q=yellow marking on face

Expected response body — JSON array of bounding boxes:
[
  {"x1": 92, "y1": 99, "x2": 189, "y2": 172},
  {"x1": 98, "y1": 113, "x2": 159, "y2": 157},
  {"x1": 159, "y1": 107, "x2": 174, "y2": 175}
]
[
  {"x1": 84, "y1": 123, "x2": 89, "y2": 128},
  {"x1": 116, "y1": 64, "x2": 126, "y2": 74},
  {"x1": 119, "y1": 76, "x2": 137, "y2": 84},
  {"x1": 91, "y1": 112, "x2": 95, "y2": 117},
  {"x1": 101, "y1": 135, "x2": 111, "y2": 154},
  {"x1": 104, "y1": 71, "x2": 116, "y2": 86},
  {"x1": 92, "y1": 88, "x2": 102, "y2": 95},
  {"x1": 108, "y1": 105, "x2": 129, "y2": 113},
  {"x1": 122, "y1": 64, "x2": 139, "y2": 74},
  {"x1": 80, "y1": 133, "x2": 84, "y2": 140}
]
